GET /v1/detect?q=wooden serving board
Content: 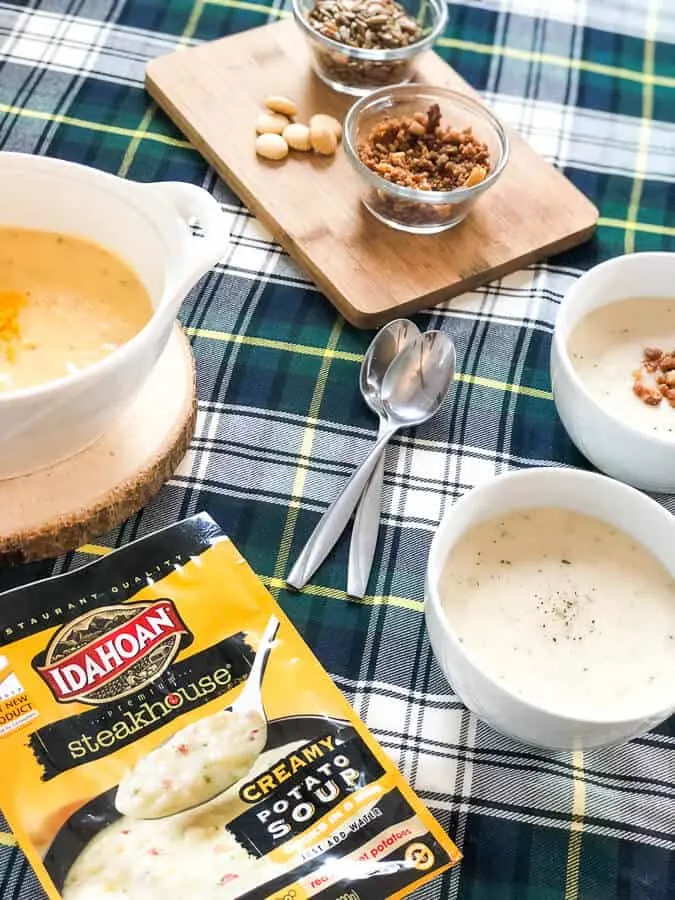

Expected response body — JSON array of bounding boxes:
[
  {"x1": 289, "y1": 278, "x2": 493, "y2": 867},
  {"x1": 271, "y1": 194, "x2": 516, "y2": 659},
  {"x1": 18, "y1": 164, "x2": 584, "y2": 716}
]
[
  {"x1": 146, "y1": 20, "x2": 598, "y2": 328},
  {"x1": 0, "y1": 327, "x2": 196, "y2": 565}
]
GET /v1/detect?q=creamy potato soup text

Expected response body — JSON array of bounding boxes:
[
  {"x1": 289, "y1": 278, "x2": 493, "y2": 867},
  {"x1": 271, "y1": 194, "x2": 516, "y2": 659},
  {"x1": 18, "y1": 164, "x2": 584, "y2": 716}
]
[
  {"x1": 440, "y1": 507, "x2": 675, "y2": 719},
  {"x1": 0, "y1": 227, "x2": 152, "y2": 391}
]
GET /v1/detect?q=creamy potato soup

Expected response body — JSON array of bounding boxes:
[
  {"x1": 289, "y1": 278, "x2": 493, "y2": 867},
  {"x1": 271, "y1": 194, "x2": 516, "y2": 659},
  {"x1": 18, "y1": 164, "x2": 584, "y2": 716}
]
[
  {"x1": 63, "y1": 741, "x2": 301, "y2": 900},
  {"x1": 116, "y1": 708, "x2": 266, "y2": 819},
  {"x1": 567, "y1": 297, "x2": 675, "y2": 439},
  {"x1": 0, "y1": 227, "x2": 152, "y2": 391},
  {"x1": 441, "y1": 507, "x2": 675, "y2": 719}
]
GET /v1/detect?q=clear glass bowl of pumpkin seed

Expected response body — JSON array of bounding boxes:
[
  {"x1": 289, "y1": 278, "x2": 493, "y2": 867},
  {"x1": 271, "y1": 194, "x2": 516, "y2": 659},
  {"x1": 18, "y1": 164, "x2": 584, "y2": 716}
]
[{"x1": 292, "y1": 0, "x2": 447, "y2": 96}]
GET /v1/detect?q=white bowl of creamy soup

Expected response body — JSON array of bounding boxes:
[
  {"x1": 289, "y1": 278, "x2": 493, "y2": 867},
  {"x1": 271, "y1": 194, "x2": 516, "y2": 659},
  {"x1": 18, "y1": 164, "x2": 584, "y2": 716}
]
[
  {"x1": 425, "y1": 466, "x2": 675, "y2": 750},
  {"x1": 551, "y1": 253, "x2": 675, "y2": 492},
  {"x1": 0, "y1": 153, "x2": 228, "y2": 479}
]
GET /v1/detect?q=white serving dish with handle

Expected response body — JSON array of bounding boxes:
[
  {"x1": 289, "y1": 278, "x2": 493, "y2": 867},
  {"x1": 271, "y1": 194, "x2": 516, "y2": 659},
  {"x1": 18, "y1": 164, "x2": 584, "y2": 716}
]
[
  {"x1": 550, "y1": 252, "x2": 675, "y2": 492},
  {"x1": 0, "y1": 153, "x2": 228, "y2": 480},
  {"x1": 425, "y1": 466, "x2": 675, "y2": 750}
]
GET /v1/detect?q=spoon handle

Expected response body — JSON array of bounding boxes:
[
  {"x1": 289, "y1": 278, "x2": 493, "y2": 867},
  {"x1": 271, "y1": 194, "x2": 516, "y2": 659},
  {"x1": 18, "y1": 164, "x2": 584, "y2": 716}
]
[
  {"x1": 347, "y1": 418, "x2": 388, "y2": 599},
  {"x1": 236, "y1": 615, "x2": 280, "y2": 714},
  {"x1": 287, "y1": 426, "x2": 398, "y2": 591}
]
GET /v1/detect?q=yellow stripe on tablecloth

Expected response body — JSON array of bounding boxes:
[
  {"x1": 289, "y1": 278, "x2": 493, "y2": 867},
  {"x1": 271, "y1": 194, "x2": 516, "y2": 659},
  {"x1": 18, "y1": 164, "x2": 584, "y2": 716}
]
[
  {"x1": 205, "y1": 0, "x2": 290, "y2": 15},
  {"x1": 435, "y1": 35, "x2": 675, "y2": 90},
  {"x1": 0, "y1": 832, "x2": 16, "y2": 847},
  {"x1": 564, "y1": 750, "x2": 586, "y2": 900},
  {"x1": 599, "y1": 217, "x2": 675, "y2": 238},
  {"x1": 186, "y1": 327, "x2": 553, "y2": 400},
  {"x1": 0, "y1": 102, "x2": 191, "y2": 149},
  {"x1": 261, "y1": 575, "x2": 424, "y2": 611},
  {"x1": 624, "y1": 0, "x2": 659, "y2": 254},
  {"x1": 271, "y1": 320, "x2": 345, "y2": 597},
  {"x1": 183, "y1": 0, "x2": 209, "y2": 40},
  {"x1": 185, "y1": 326, "x2": 362, "y2": 363},
  {"x1": 117, "y1": 103, "x2": 158, "y2": 178},
  {"x1": 201, "y1": 0, "x2": 675, "y2": 88},
  {"x1": 118, "y1": 0, "x2": 207, "y2": 177},
  {"x1": 456, "y1": 372, "x2": 552, "y2": 401}
]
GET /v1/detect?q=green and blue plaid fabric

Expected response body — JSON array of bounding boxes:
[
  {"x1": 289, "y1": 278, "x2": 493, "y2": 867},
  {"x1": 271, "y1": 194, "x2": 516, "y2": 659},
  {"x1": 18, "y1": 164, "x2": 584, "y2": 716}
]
[{"x1": 1, "y1": 0, "x2": 674, "y2": 897}]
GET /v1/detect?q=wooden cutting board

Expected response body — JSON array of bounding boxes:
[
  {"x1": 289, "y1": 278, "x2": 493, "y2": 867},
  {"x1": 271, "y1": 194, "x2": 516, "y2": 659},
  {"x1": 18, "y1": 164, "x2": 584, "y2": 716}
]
[
  {"x1": 146, "y1": 20, "x2": 598, "y2": 328},
  {"x1": 0, "y1": 327, "x2": 196, "y2": 565}
]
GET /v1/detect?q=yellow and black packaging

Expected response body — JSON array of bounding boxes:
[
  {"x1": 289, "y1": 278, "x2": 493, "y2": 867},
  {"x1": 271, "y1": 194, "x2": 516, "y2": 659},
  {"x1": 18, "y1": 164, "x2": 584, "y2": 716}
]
[{"x1": 0, "y1": 514, "x2": 461, "y2": 899}]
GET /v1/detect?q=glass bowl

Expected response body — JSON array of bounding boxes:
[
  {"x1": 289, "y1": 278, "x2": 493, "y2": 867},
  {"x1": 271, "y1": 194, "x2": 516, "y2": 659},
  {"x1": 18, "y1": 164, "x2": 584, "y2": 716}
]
[
  {"x1": 292, "y1": 0, "x2": 447, "y2": 97},
  {"x1": 343, "y1": 84, "x2": 510, "y2": 234}
]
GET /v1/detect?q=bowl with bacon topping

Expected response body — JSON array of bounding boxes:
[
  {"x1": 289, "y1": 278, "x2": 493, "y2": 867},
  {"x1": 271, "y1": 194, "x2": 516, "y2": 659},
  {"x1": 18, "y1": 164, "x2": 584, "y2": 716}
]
[
  {"x1": 343, "y1": 84, "x2": 509, "y2": 233},
  {"x1": 551, "y1": 252, "x2": 675, "y2": 492}
]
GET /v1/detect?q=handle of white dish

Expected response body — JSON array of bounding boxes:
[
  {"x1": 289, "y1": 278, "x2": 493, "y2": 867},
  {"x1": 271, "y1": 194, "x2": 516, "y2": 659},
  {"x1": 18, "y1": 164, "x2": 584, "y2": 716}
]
[{"x1": 143, "y1": 180, "x2": 229, "y2": 288}]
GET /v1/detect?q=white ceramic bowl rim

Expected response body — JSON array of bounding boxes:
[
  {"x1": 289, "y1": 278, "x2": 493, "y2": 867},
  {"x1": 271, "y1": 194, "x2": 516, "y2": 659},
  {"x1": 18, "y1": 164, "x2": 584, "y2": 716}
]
[
  {"x1": 553, "y1": 252, "x2": 675, "y2": 449},
  {"x1": 426, "y1": 466, "x2": 675, "y2": 726},
  {"x1": 292, "y1": 0, "x2": 448, "y2": 61},
  {"x1": 343, "y1": 85, "x2": 510, "y2": 203}
]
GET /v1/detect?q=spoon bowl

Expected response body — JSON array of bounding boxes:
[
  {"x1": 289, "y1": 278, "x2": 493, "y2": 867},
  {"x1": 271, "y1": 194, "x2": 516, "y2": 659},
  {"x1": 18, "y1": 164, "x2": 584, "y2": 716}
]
[
  {"x1": 115, "y1": 616, "x2": 279, "y2": 820},
  {"x1": 381, "y1": 330, "x2": 457, "y2": 425},
  {"x1": 361, "y1": 319, "x2": 421, "y2": 416}
]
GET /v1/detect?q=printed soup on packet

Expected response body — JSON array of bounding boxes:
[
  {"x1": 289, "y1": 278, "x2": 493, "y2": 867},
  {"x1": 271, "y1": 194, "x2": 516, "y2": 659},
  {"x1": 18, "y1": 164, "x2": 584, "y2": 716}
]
[{"x1": 0, "y1": 514, "x2": 460, "y2": 900}]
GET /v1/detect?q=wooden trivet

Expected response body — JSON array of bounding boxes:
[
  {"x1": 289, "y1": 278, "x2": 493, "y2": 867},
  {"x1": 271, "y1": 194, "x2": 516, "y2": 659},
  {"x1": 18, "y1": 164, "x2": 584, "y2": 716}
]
[
  {"x1": 0, "y1": 326, "x2": 196, "y2": 565},
  {"x1": 146, "y1": 20, "x2": 598, "y2": 328}
]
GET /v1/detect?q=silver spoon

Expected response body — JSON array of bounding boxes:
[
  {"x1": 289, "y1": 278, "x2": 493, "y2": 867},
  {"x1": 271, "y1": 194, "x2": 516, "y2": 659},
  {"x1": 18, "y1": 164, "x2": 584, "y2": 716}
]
[
  {"x1": 347, "y1": 319, "x2": 420, "y2": 599},
  {"x1": 287, "y1": 331, "x2": 456, "y2": 591},
  {"x1": 115, "y1": 615, "x2": 279, "y2": 820}
]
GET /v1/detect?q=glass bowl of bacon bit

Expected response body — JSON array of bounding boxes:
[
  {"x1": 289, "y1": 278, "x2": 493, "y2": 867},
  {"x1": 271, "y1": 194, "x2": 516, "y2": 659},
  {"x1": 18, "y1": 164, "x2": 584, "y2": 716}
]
[{"x1": 343, "y1": 84, "x2": 509, "y2": 233}]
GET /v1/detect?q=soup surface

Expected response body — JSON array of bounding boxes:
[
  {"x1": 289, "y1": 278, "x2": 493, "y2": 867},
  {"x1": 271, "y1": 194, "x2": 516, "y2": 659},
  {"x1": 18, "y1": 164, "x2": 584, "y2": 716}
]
[
  {"x1": 440, "y1": 507, "x2": 675, "y2": 719},
  {"x1": 115, "y1": 708, "x2": 266, "y2": 819},
  {"x1": 62, "y1": 741, "x2": 300, "y2": 900},
  {"x1": 0, "y1": 227, "x2": 152, "y2": 391},
  {"x1": 567, "y1": 296, "x2": 675, "y2": 439}
]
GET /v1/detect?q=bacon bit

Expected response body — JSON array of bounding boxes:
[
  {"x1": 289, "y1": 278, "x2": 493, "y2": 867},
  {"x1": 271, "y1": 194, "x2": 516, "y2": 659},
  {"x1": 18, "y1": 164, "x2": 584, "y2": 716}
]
[
  {"x1": 148, "y1": 848, "x2": 161, "y2": 856},
  {"x1": 633, "y1": 381, "x2": 663, "y2": 405},
  {"x1": 121, "y1": 830, "x2": 130, "y2": 836},
  {"x1": 218, "y1": 874, "x2": 239, "y2": 886},
  {"x1": 632, "y1": 348, "x2": 675, "y2": 408},
  {"x1": 161, "y1": 779, "x2": 173, "y2": 790},
  {"x1": 176, "y1": 744, "x2": 190, "y2": 755}
]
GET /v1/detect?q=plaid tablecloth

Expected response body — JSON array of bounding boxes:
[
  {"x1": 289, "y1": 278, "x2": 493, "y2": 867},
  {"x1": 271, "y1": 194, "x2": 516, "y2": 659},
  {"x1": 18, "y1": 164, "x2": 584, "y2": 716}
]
[{"x1": 1, "y1": 0, "x2": 674, "y2": 898}]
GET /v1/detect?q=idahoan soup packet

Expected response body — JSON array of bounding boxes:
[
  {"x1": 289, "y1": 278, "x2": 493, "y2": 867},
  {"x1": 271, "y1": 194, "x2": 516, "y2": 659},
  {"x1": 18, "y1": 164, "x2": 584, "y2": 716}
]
[{"x1": 0, "y1": 514, "x2": 460, "y2": 899}]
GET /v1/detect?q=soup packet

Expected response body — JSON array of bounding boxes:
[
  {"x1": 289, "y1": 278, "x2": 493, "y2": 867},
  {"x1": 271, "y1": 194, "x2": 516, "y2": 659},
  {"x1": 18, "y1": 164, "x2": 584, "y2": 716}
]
[{"x1": 0, "y1": 513, "x2": 460, "y2": 899}]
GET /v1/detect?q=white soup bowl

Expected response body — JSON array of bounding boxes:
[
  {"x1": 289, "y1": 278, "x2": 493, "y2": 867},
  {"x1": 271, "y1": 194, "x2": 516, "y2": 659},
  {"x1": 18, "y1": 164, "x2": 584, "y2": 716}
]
[
  {"x1": 0, "y1": 153, "x2": 228, "y2": 479},
  {"x1": 551, "y1": 252, "x2": 675, "y2": 493},
  {"x1": 425, "y1": 467, "x2": 675, "y2": 750}
]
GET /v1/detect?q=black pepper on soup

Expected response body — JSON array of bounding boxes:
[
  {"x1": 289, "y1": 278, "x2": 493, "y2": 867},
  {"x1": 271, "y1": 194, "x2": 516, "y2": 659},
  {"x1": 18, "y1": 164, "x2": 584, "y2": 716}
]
[{"x1": 439, "y1": 506, "x2": 675, "y2": 719}]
